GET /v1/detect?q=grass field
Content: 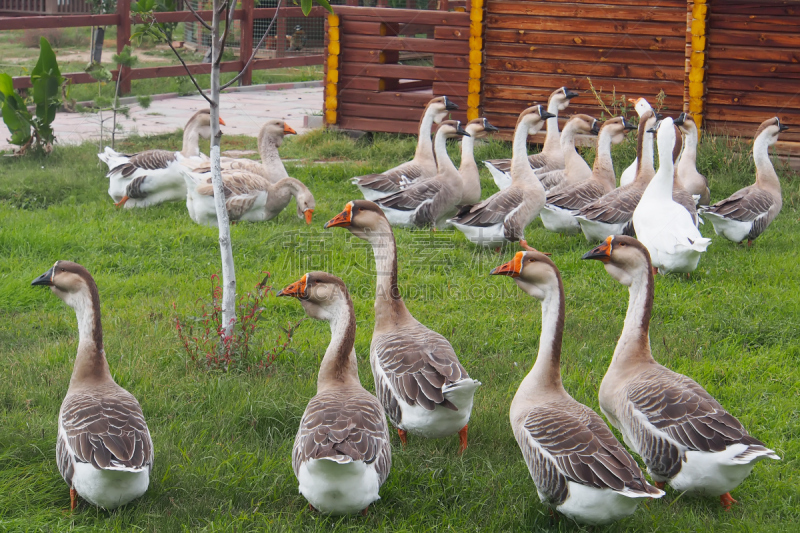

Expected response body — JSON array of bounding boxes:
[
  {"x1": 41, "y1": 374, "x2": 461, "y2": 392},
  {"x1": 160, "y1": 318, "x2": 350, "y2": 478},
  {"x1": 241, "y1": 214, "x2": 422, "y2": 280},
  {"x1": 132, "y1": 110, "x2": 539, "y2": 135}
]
[{"x1": 0, "y1": 128, "x2": 798, "y2": 532}]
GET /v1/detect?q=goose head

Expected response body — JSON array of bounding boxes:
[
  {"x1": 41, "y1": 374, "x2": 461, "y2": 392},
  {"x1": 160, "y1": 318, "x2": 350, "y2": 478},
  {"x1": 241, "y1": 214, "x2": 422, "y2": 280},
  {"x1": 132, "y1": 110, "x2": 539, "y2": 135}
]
[
  {"x1": 465, "y1": 117, "x2": 499, "y2": 139},
  {"x1": 278, "y1": 271, "x2": 350, "y2": 322},
  {"x1": 435, "y1": 119, "x2": 470, "y2": 140},
  {"x1": 582, "y1": 235, "x2": 651, "y2": 286},
  {"x1": 676, "y1": 112, "x2": 698, "y2": 136},
  {"x1": 647, "y1": 116, "x2": 677, "y2": 158},
  {"x1": 627, "y1": 97, "x2": 652, "y2": 118},
  {"x1": 564, "y1": 114, "x2": 601, "y2": 137},
  {"x1": 518, "y1": 105, "x2": 556, "y2": 136},
  {"x1": 293, "y1": 184, "x2": 315, "y2": 224},
  {"x1": 260, "y1": 118, "x2": 297, "y2": 148},
  {"x1": 600, "y1": 116, "x2": 635, "y2": 145},
  {"x1": 426, "y1": 96, "x2": 459, "y2": 124},
  {"x1": 187, "y1": 109, "x2": 226, "y2": 139},
  {"x1": 31, "y1": 260, "x2": 96, "y2": 310},
  {"x1": 552, "y1": 87, "x2": 579, "y2": 112},
  {"x1": 490, "y1": 250, "x2": 560, "y2": 300},
  {"x1": 754, "y1": 116, "x2": 789, "y2": 148},
  {"x1": 324, "y1": 200, "x2": 389, "y2": 241}
]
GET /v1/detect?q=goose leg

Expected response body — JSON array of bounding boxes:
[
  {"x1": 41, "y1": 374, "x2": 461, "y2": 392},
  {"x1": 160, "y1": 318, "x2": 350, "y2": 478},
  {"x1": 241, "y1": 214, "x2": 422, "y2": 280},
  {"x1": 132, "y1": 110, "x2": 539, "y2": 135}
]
[
  {"x1": 747, "y1": 239, "x2": 754, "y2": 247},
  {"x1": 720, "y1": 492, "x2": 738, "y2": 510},
  {"x1": 652, "y1": 266, "x2": 659, "y2": 276},
  {"x1": 458, "y1": 424, "x2": 469, "y2": 454},
  {"x1": 114, "y1": 195, "x2": 130, "y2": 207},
  {"x1": 70, "y1": 488, "x2": 78, "y2": 510},
  {"x1": 308, "y1": 503, "x2": 317, "y2": 512},
  {"x1": 397, "y1": 428, "x2": 408, "y2": 447},
  {"x1": 361, "y1": 505, "x2": 369, "y2": 516},
  {"x1": 654, "y1": 481, "x2": 666, "y2": 490}
]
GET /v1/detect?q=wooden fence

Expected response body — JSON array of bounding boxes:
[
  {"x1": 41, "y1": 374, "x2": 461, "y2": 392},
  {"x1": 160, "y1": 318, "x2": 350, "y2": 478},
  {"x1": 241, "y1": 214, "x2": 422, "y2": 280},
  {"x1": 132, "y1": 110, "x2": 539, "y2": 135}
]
[
  {"x1": 3, "y1": 0, "x2": 328, "y2": 94},
  {"x1": 0, "y1": 0, "x2": 92, "y2": 15}
]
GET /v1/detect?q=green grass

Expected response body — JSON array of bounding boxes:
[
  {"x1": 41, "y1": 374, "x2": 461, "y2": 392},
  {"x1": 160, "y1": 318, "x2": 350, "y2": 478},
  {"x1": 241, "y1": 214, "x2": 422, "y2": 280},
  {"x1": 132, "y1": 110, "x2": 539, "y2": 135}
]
[{"x1": 0, "y1": 129, "x2": 798, "y2": 532}]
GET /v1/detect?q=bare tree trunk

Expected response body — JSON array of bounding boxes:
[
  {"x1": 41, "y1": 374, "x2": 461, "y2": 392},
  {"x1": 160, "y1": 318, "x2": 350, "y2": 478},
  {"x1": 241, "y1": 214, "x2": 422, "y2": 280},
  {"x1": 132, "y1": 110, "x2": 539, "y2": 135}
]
[{"x1": 210, "y1": 0, "x2": 237, "y2": 338}]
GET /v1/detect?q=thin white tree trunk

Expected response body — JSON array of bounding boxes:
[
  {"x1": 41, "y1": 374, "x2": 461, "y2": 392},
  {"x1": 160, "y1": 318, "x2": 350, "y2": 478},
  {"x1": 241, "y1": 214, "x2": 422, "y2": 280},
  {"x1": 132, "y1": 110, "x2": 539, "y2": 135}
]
[{"x1": 210, "y1": 0, "x2": 236, "y2": 338}]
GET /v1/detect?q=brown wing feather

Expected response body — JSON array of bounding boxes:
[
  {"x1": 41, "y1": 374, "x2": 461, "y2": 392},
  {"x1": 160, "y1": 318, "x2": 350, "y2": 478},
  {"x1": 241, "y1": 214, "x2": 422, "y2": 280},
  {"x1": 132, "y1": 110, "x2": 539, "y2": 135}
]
[
  {"x1": 450, "y1": 187, "x2": 524, "y2": 227},
  {"x1": 705, "y1": 186, "x2": 773, "y2": 222},
  {"x1": 111, "y1": 150, "x2": 176, "y2": 178},
  {"x1": 547, "y1": 180, "x2": 606, "y2": 211},
  {"x1": 292, "y1": 389, "x2": 391, "y2": 485},
  {"x1": 58, "y1": 388, "x2": 153, "y2": 486},
  {"x1": 195, "y1": 171, "x2": 270, "y2": 198},
  {"x1": 354, "y1": 163, "x2": 426, "y2": 193},
  {"x1": 377, "y1": 180, "x2": 442, "y2": 211},
  {"x1": 578, "y1": 184, "x2": 643, "y2": 224},
  {"x1": 673, "y1": 187, "x2": 699, "y2": 225}
]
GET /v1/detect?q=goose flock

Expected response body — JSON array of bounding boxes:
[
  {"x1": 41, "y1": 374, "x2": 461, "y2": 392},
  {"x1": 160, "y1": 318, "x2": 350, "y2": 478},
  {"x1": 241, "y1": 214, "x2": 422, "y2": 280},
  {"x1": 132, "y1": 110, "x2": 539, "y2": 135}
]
[{"x1": 35, "y1": 91, "x2": 786, "y2": 521}]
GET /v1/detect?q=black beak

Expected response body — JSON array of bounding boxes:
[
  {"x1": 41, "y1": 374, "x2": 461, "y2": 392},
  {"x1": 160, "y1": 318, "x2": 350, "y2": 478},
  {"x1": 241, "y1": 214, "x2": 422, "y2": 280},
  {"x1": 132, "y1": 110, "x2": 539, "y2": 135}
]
[
  {"x1": 444, "y1": 97, "x2": 458, "y2": 111},
  {"x1": 484, "y1": 120, "x2": 500, "y2": 132},
  {"x1": 778, "y1": 119, "x2": 789, "y2": 132},
  {"x1": 655, "y1": 112, "x2": 664, "y2": 120},
  {"x1": 622, "y1": 118, "x2": 636, "y2": 131},
  {"x1": 591, "y1": 119, "x2": 601, "y2": 135},
  {"x1": 456, "y1": 123, "x2": 470, "y2": 137},
  {"x1": 674, "y1": 112, "x2": 687, "y2": 126},
  {"x1": 32, "y1": 267, "x2": 54, "y2": 287},
  {"x1": 647, "y1": 119, "x2": 662, "y2": 134},
  {"x1": 565, "y1": 89, "x2": 579, "y2": 99},
  {"x1": 540, "y1": 110, "x2": 557, "y2": 120}
]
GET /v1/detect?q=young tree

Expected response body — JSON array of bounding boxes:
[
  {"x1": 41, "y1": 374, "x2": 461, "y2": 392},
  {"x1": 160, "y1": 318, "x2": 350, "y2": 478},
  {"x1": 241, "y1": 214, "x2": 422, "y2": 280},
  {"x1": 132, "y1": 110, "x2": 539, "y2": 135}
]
[{"x1": 132, "y1": 0, "x2": 331, "y2": 337}]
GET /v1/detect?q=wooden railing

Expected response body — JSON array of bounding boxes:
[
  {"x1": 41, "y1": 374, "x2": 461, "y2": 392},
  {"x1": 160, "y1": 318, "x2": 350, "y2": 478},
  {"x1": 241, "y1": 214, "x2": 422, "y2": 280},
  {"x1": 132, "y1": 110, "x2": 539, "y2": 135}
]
[
  {"x1": 0, "y1": 0, "x2": 92, "y2": 15},
  {"x1": 3, "y1": 0, "x2": 328, "y2": 94}
]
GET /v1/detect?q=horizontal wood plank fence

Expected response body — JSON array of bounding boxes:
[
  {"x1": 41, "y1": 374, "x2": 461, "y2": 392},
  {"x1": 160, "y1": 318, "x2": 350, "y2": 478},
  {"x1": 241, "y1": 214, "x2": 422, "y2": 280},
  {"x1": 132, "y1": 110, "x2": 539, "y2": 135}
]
[
  {"x1": 5, "y1": 1, "x2": 328, "y2": 94},
  {"x1": 0, "y1": 0, "x2": 92, "y2": 15}
]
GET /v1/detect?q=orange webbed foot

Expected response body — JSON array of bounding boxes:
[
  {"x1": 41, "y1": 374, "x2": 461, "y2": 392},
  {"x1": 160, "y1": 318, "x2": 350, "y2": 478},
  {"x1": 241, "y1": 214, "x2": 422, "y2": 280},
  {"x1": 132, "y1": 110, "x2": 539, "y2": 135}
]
[
  {"x1": 458, "y1": 424, "x2": 468, "y2": 455},
  {"x1": 720, "y1": 492, "x2": 738, "y2": 511},
  {"x1": 397, "y1": 428, "x2": 407, "y2": 447}
]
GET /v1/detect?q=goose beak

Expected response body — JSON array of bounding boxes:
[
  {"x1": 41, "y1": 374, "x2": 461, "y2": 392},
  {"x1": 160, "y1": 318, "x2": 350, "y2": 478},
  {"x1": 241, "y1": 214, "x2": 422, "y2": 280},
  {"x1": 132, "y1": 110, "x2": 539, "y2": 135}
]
[
  {"x1": 565, "y1": 89, "x2": 579, "y2": 99},
  {"x1": 622, "y1": 118, "x2": 636, "y2": 131},
  {"x1": 277, "y1": 274, "x2": 307, "y2": 298},
  {"x1": 627, "y1": 97, "x2": 638, "y2": 104},
  {"x1": 655, "y1": 112, "x2": 664, "y2": 120},
  {"x1": 490, "y1": 252, "x2": 523, "y2": 278},
  {"x1": 674, "y1": 113, "x2": 687, "y2": 126},
  {"x1": 581, "y1": 237, "x2": 613, "y2": 262},
  {"x1": 284, "y1": 123, "x2": 297, "y2": 135},
  {"x1": 304, "y1": 209, "x2": 314, "y2": 224},
  {"x1": 444, "y1": 97, "x2": 459, "y2": 111},
  {"x1": 456, "y1": 123, "x2": 470, "y2": 137},
  {"x1": 484, "y1": 120, "x2": 500, "y2": 133},
  {"x1": 324, "y1": 204, "x2": 352, "y2": 229},
  {"x1": 31, "y1": 267, "x2": 55, "y2": 287},
  {"x1": 591, "y1": 120, "x2": 601, "y2": 135},
  {"x1": 219, "y1": 117, "x2": 226, "y2": 126},
  {"x1": 778, "y1": 120, "x2": 789, "y2": 132},
  {"x1": 540, "y1": 110, "x2": 557, "y2": 120}
]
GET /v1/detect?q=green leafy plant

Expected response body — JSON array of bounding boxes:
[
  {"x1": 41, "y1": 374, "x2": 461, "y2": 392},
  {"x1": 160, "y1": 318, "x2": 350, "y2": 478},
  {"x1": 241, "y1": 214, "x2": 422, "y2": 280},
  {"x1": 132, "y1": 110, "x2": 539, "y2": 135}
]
[
  {"x1": 586, "y1": 76, "x2": 631, "y2": 119},
  {"x1": 0, "y1": 37, "x2": 65, "y2": 154}
]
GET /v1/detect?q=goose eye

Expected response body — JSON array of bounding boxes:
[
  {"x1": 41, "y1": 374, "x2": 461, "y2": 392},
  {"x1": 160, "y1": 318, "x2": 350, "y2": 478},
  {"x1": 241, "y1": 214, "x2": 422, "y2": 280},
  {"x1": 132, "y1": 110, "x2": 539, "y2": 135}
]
[{"x1": 60, "y1": 268, "x2": 66, "y2": 272}]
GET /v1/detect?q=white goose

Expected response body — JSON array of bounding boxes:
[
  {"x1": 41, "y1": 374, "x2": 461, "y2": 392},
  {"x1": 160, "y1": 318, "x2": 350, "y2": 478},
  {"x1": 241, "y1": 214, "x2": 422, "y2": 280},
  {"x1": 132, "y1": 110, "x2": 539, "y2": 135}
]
[
  {"x1": 701, "y1": 117, "x2": 787, "y2": 245},
  {"x1": 632, "y1": 117, "x2": 710, "y2": 274},
  {"x1": 582, "y1": 236, "x2": 780, "y2": 509},
  {"x1": 491, "y1": 251, "x2": 663, "y2": 524},
  {"x1": 99, "y1": 109, "x2": 224, "y2": 207},
  {"x1": 32, "y1": 261, "x2": 153, "y2": 510},
  {"x1": 485, "y1": 87, "x2": 579, "y2": 190},
  {"x1": 448, "y1": 106, "x2": 552, "y2": 248},
  {"x1": 325, "y1": 201, "x2": 481, "y2": 451},
  {"x1": 183, "y1": 170, "x2": 315, "y2": 226},
  {"x1": 278, "y1": 272, "x2": 391, "y2": 515},
  {"x1": 351, "y1": 96, "x2": 458, "y2": 200}
]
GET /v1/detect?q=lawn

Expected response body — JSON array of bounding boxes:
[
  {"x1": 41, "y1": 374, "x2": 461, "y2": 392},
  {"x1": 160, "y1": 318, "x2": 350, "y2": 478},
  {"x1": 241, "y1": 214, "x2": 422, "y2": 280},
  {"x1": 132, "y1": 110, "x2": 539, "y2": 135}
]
[{"x1": 0, "y1": 127, "x2": 798, "y2": 532}]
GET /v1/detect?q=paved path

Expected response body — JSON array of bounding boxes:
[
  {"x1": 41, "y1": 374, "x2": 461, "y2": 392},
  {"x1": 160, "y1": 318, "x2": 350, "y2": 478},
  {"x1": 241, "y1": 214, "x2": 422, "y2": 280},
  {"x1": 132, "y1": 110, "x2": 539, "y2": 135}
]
[{"x1": 0, "y1": 82, "x2": 323, "y2": 151}]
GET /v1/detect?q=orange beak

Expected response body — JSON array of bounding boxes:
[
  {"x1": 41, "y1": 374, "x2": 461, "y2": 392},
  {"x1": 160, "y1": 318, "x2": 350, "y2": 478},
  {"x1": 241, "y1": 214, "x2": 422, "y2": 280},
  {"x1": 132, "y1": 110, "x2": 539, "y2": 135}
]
[
  {"x1": 219, "y1": 117, "x2": 226, "y2": 126},
  {"x1": 490, "y1": 252, "x2": 523, "y2": 277},
  {"x1": 581, "y1": 236, "x2": 613, "y2": 262},
  {"x1": 324, "y1": 203, "x2": 352, "y2": 229},
  {"x1": 284, "y1": 123, "x2": 297, "y2": 135},
  {"x1": 304, "y1": 209, "x2": 314, "y2": 224},
  {"x1": 277, "y1": 274, "x2": 307, "y2": 298}
]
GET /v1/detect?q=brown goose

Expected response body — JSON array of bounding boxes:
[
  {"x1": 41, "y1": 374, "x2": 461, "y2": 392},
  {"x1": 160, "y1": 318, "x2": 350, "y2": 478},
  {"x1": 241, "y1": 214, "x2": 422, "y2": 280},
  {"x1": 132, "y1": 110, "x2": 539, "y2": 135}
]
[
  {"x1": 278, "y1": 272, "x2": 391, "y2": 515},
  {"x1": 541, "y1": 117, "x2": 634, "y2": 234},
  {"x1": 325, "y1": 201, "x2": 481, "y2": 452},
  {"x1": 32, "y1": 261, "x2": 153, "y2": 510},
  {"x1": 491, "y1": 251, "x2": 663, "y2": 524},
  {"x1": 375, "y1": 120, "x2": 469, "y2": 228},
  {"x1": 485, "y1": 87, "x2": 579, "y2": 189},
  {"x1": 449, "y1": 106, "x2": 552, "y2": 248},
  {"x1": 583, "y1": 236, "x2": 780, "y2": 509},
  {"x1": 99, "y1": 109, "x2": 224, "y2": 207},
  {"x1": 675, "y1": 113, "x2": 710, "y2": 206},
  {"x1": 351, "y1": 96, "x2": 458, "y2": 200},
  {"x1": 459, "y1": 117, "x2": 500, "y2": 205},
  {"x1": 701, "y1": 117, "x2": 787, "y2": 245},
  {"x1": 536, "y1": 114, "x2": 600, "y2": 192}
]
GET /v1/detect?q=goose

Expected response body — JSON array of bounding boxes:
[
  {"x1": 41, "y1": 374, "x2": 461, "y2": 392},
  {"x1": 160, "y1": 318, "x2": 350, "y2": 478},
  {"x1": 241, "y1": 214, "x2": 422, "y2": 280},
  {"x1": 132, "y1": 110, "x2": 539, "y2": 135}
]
[
  {"x1": 375, "y1": 120, "x2": 470, "y2": 228},
  {"x1": 351, "y1": 96, "x2": 458, "y2": 200},
  {"x1": 575, "y1": 110, "x2": 659, "y2": 242},
  {"x1": 675, "y1": 113, "x2": 710, "y2": 206},
  {"x1": 460, "y1": 117, "x2": 500, "y2": 205},
  {"x1": 540, "y1": 117, "x2": 634, "y2": 234},
  {"x1": 448, "y1": 106, "x2": 553, "y2": 248},
  {"x1": 490, "y1": 251, "x2": 663, "y2": 524},
  {"x1": 31, "y1": 261, "x2": 153, "y2": 510},
  {"x1": 701, "y1": 117, "x2": 788, "y2": 245},
  {"x1": 632, "y1": 117, "x2": 710, "y2": 274},
  {"x1": 191, "y1": 119, "x2": 297, "y2": 183},
  {"x1": 278, "y1": 272, "x2": 391, "y2": 515},
  {"x1": 619, "y1": 98, "x2": 654, "y2": 187},
  {"x1": 99, "y1": 109, "x2": 224, "y2": 208},
  {"x1": 582, "y1": 235, "x2": 780, "y2": 508},
  {"x1": 485, "y1": 87, "x2": 579, "y2": 190},
  {"x1": 325, "y1": 201, "x2": 481, "y2": 451},
  {"x1": 183, "y1": 169, "x2": 315, "y2": 226},
  {"x1": 535, "y1": 114, "x2": 600, "y2": 192}
]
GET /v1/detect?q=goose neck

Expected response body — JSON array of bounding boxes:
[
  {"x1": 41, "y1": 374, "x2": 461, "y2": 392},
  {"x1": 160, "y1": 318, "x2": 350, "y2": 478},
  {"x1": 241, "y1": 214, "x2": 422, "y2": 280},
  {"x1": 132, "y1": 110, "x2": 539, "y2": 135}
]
[
  {"x1": 678, "y1": 126, "x2": 698, "y2": 171},
  {"x1": 592, "y1": 129, "x2": 615, "y2": 188},
  {"x1": 365, "y1": 221, "x2": 408, "y2": 325},
  {"x1": 414, "y1": 109, "x2": 435, "y2": 161},
  {"x1": 542, "y1": 100, "x2": 561, "y2": 153},
  {"x1": 317, "y1": 301, "x2": 360, "y2": 391},
  {"x1": 434, "y1": 132, "x2": 457, "y2": 174},
  {"x1": 646, "y1": 131, "x2": 676, "y2": 197},
  {"x1": 459, "y1": 135, "x2": 480, "y2": 197},
  {"x1": 460, "y1": 134, "x2": 475, "y2": 170},
  {"x1": 181, "y1": 122, "x2": 202, "y2": 158},
  {"x1": 637, "y1": 128, "x2": 655, "y2": 181},
  {"x1": 611, "y1": 266, "x2": 656, "y2": 367},
  {"x1": 560, "y1": 124, "x2": 584, "y2": 172},
  {"x1": 753, "y1": 134, "x2": 780, "y2": 190},
  {"x1": 258, "y1": 131, "x2": 282, "y2": 166},
  {"x1": 68, "y1": 283, "x2": 111, "y2": 388},
  {"x1": 511, "y1": 120, "x2": 534, "y2": 177}
]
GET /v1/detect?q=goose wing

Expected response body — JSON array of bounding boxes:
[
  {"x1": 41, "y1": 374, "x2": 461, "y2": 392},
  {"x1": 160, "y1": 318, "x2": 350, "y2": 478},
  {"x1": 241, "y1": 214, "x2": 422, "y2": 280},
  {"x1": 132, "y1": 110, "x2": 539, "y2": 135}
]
[
  {"x1": 539, "y1": 169, "x2": 565, "y2": 191},
  {"x1": 109, "y1": 150, "x2": 177, "y2": 178},
  {"x1": 450, "y1": 187, "x2": 524, "y2": 227},
  {"x1": 578, "y1": 185, "x2": 643, "y2": 224},
  {"x1": 621, "y1": 365, "x2": 770, "y2": 479},
  {"x1": 292, "y1": 390, "x2": 391, "y2": 484},
  {"x1": 485, "y1": 155, "x2": 547, "y2": 174},
  {"x1": 516, "y1": 400, "x2": 660, "y2": 505},
  {"x1": 546, "y1": 180, "x2": 606, "y2": 211},
  {"x1": 374, "y1": 324, "x2": 468, "y2": 413},
  {"x1": 195, "y1": 171, "x2": 269, "y2": 198},
  {"x1": 704, "y1": 186, "x2": 774, "y2": 223},
  {"x1": 58, "y1": 389, "x2": 153, "y2": 485},
  {"x1": 377, "y1": 179, "x2": 442, "y2": 211},
  {"x1": 353, "y1": 162, "x2": 426, "y2": 193}
]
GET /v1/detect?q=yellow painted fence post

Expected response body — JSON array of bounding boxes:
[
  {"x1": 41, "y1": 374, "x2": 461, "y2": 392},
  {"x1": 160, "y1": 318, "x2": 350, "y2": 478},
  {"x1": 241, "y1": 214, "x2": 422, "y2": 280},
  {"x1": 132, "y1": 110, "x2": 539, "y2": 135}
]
[
  {"x1": 325, "y1": 14, "x2": 341, "y2": 126},
  {"x1": 688, "y1": 0, "x2": 708, "y2": 129},
  {"x1": 467, "y1": 0, "x2": 485, "y2": 122}
]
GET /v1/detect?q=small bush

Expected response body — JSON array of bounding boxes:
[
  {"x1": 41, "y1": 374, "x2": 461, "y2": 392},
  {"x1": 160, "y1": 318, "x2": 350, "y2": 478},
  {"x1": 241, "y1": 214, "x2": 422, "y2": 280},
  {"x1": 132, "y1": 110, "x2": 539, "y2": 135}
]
[
  {"x1": 174, "y1": 272, "x2": 303, "y2": 373},
  {"x1": 22, "y1": 28, "x2": 89, "y2": 49}
]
